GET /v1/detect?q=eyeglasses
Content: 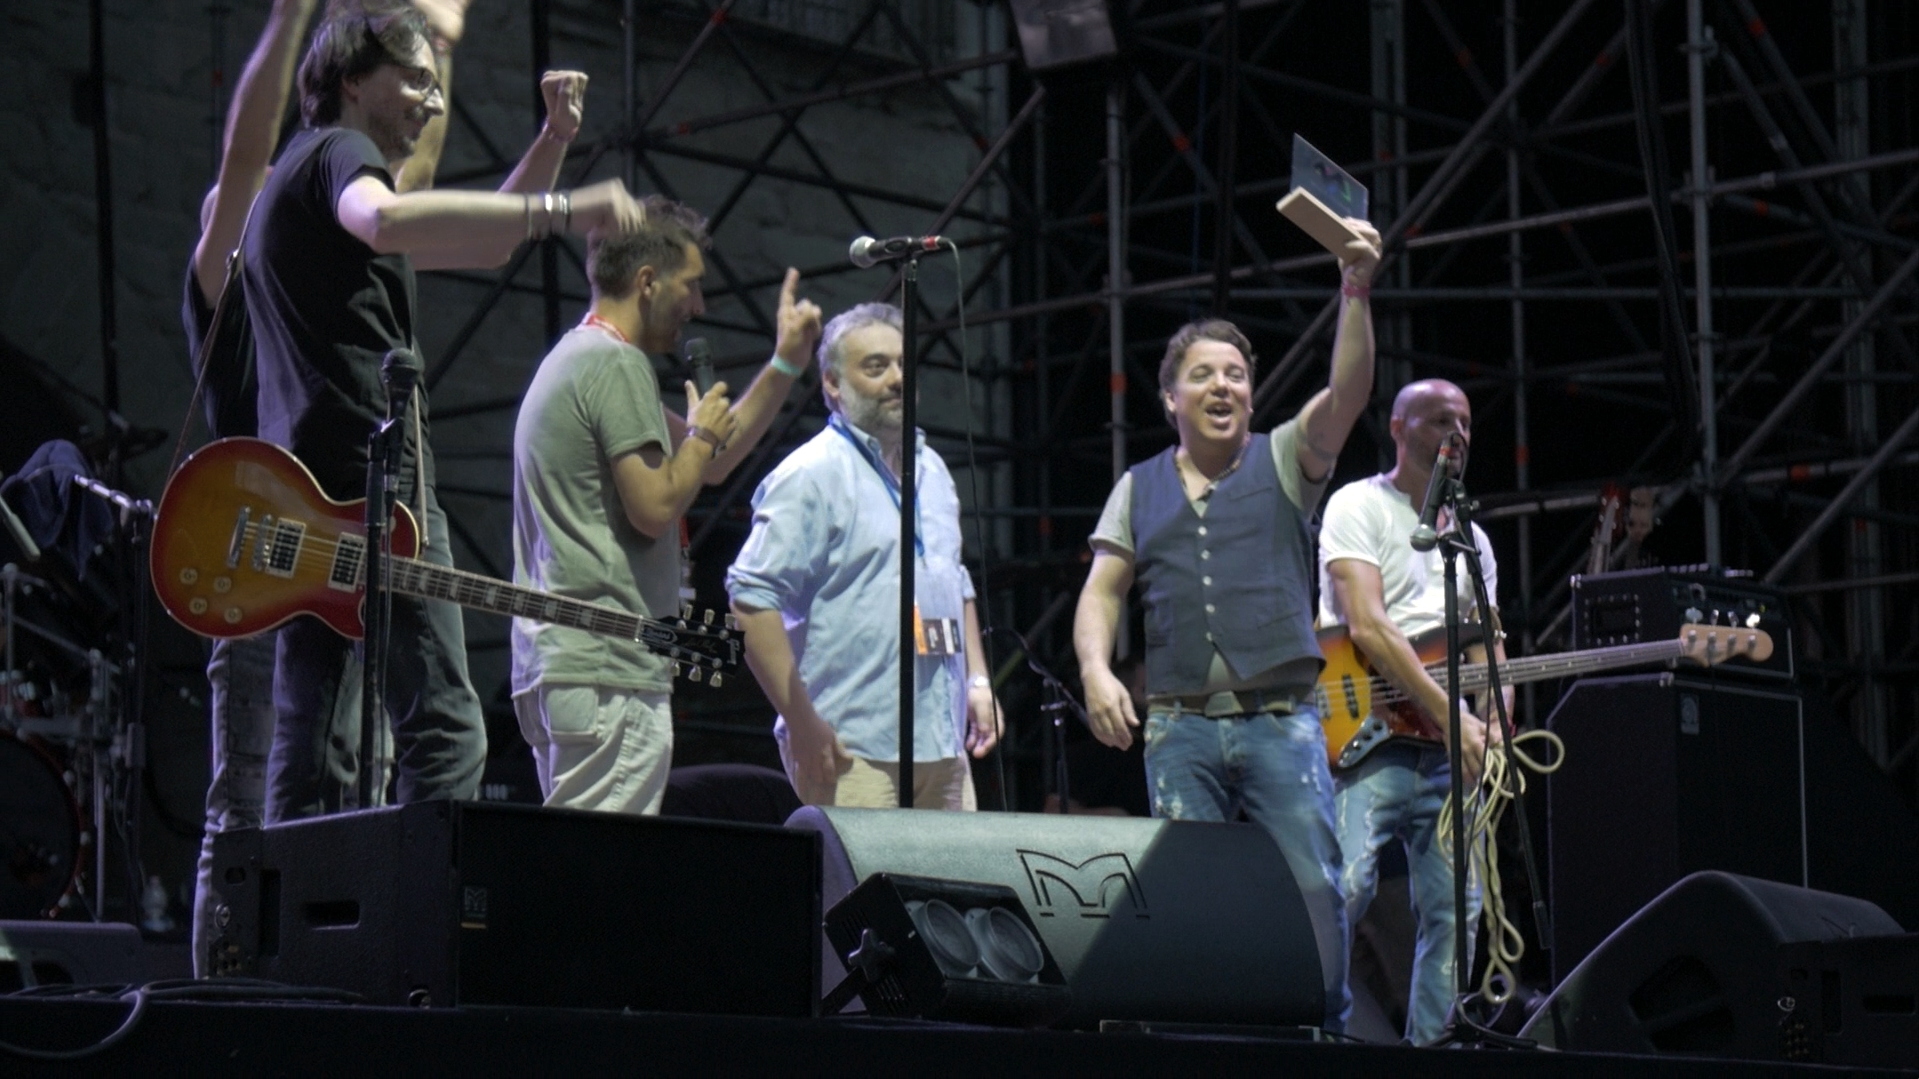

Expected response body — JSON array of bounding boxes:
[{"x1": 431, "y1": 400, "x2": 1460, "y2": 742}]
[{"x1": 389, "y1": 61, "x2": 441, "y2": 98}]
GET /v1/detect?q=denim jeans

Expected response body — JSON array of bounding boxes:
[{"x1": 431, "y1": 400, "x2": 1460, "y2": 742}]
[
  {"x1": 192, "y1": 632, "x2": 277, "y2": 976},
  {"x1": 266, "y1": 492, "x2": 485, "y2": 822},
  {"x1": 1143, "y1": 706, "x2": 1349, "y2": 1031},
  {"x1": 1335, "y1": 741, "x2": 1480, "y2": 1044}
]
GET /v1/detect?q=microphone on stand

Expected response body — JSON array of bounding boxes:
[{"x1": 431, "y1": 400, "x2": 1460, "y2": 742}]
[
  {"x1": 1409, "y1": 434, "x2": 1463, "y2": 552},
  {"x1": 684, "y1": 337, "x2": 715, "y2": 396},
  {"x1": 382, "y1": 348, "x2": 423, "y2": 417},
  {"x1": 848, "y1": 234, "x2": 946, "y2": 269}
]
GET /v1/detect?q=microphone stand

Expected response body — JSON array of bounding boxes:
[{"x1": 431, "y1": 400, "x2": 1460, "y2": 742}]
[
  {"x1": 361, "y1": 351, "x2": 419, "y2": 811},
  {"x1": 894, "y1": 257, "x2": 922, "y2": 809},
  {"x1": 1430, "y1": 475, "x2": 1544, "y2": 1049},
  {"x1": 997, "y1": 627, "x2": 1086, "y2": 814}
]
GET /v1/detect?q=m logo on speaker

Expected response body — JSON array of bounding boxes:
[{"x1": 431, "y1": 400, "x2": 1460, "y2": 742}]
[{"x1": 1017, "y1": 850, "x2": 1149, "y2": 919}]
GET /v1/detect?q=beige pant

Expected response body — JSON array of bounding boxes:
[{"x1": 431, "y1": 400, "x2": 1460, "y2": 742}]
[
  {"x1": 777, "y1": 729, "x2": 977, "y2": 811},
  {"x1": 514, "y1": 684, "x2": 672, "y2": 815}
]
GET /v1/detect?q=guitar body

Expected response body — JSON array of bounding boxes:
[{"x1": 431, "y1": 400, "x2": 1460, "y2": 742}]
[
  {"x1": 151, "y1": 437, "x2": 420, "y2": 640},
  {"x1": 1316, "y1": 623, "x2": 1453, "y2": 771}
]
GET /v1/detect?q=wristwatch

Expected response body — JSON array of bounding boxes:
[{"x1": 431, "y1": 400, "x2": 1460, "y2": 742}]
[{"x1": 968, "y1": 674, "x2": 992, "y2": 690}]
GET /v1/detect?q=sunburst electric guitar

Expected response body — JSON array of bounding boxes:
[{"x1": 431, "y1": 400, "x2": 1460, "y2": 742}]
[
  {"x1": 149, "y1": 438, "x2": 740, "y2": 683},
  {"x1": 1314, "y1": 622, "x2": 1773, "y2": 770}
]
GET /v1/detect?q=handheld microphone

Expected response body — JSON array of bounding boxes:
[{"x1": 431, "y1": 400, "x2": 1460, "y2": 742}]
[
  {"x1": 684, "y1": 337, "x2": 714, "y2": 396},
  {"x1": 848, "y1": 234, "x2": 946, "y2": 269},
  {"x1": 1409, "y1": 434, "x2": 1462, "y2": 552},
  {"x1": 381, "y1": 348, "x2": 422, "y2": 398}
]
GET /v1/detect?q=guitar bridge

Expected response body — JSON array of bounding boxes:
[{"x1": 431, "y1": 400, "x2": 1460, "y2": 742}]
[{"x1": 226, "y1": 507, "x2": 251, "y2": 569}]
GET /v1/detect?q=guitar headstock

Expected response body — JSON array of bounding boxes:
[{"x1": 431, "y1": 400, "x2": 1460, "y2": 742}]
[
  {"x1": 636, "y1": 605, "x2": 743, "y2": 688},
  {"x1": 1675, "y1": 623, "x2": 1774, "y2": 666}
]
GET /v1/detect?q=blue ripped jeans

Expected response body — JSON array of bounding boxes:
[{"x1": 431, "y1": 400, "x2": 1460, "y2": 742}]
[
  {"x1": 1335, "y1": 742, "x2": 1480, "y2": 1044},
  {"x1": 1143, "y1": 706, "x2": 1349, "y2": 1031}
]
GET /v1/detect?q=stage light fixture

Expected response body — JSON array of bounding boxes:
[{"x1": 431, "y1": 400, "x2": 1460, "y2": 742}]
[
  {"x1": 1007, "y1": 0, "x2": 1117, "y2": 73},
  {"x1": 823, "y1": 873, "x2": 1070, "y2": 1028}
]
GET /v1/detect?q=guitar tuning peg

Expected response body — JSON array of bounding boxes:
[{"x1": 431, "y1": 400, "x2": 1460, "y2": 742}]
[
  {"x1": 710, "y1": 671, "x2": 723, "y2": 688},
  {"x1": 724, "y1": 613, "x2": 740, "y2": 632},
  {"x1": 687, "y1": 666, "x2": 703, "y2": 683},
  {"x1": 702, "y1": 608, "x2": 715, "y2": 626},
  {"x1": 680, "y1": 602, "x2": 693, "y2": 621}
]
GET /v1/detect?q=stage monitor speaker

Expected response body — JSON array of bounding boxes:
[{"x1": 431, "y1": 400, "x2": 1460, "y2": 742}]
[
  {"x1": 210, "y1": 800, "x2": 820, "y2": 1016},
  {"x1": 1776, "y1": 933, "x2": 1919, "y2": 1067},
  {"x1": 0, "y1": 920, "x2": 141, "y2": 989},
  {"x1": 1519, "y1": 871, "x2": 1903, "y2": 1062},
  {"x1": 787, "y1": 807, "x2": 1330, "y2": 1029},
  {"x1": 1546, "y1": 673, "x2": 1805, "y2": 981}
]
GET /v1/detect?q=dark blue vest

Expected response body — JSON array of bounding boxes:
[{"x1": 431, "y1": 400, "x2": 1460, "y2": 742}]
[{"x1": 1129, "y1": 433, "x2": 1322, "y2": 694}]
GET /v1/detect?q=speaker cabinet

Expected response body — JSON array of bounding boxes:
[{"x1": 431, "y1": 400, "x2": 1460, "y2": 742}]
[
  {"x1": 788, "y1": 807, "x2": 1329, "y2": 1029},
  {"x1": 1520, "y1": 871, "x2": 1902, "y2": 1062},
  {"x1": 1546, "y1": 673, "x2": 1805, "y2": 981},
  {"x1": 210, "y1": 800, "x2": 821, "y2": 1016}
]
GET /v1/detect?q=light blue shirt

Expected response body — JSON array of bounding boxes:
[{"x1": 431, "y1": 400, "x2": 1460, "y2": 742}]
[{"x1": 727, "y1": 418, "x2": 975, "y2": 762}]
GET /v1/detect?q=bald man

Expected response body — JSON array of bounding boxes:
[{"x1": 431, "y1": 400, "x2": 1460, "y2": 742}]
[{"x1": 1316, "y1": 378, "x2": 1510, "y2": 1043}]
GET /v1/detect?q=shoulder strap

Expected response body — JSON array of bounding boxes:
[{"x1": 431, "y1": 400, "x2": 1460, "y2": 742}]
[{"x1": 167, "y1": 199, "x2": 259, "y2": 479}]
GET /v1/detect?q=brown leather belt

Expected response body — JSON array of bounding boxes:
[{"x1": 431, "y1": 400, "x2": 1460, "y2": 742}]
[{"x1": 1146, "y1": 687, "x2": 1306, "y2": 719}]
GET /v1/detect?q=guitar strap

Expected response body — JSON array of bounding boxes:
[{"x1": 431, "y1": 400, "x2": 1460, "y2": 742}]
[{"x1": 167, "y1": 195, "x2": 262, "y2": 481}]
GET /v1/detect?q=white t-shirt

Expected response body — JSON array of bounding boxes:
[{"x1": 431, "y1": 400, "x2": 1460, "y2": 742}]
[{"x1": 1316, "y1": 473, "x2": 1497, "y2": 638}]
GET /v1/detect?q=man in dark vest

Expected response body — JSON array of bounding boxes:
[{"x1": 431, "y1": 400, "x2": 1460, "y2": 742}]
[{"x1": 1072, "y1": 219, "x2": 1379, "y2": 1030}]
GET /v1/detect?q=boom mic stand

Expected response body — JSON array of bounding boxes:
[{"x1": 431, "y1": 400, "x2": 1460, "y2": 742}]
[
  {"x1": 994, "y1": 626, "x2": 1087, "y2": 814},
  {"x1": 1427, "y1": 473, "x2": 1545, "y2": 1049},
  {"x1": 361, "y1": 349, "x2": 420, "y2": 811}
]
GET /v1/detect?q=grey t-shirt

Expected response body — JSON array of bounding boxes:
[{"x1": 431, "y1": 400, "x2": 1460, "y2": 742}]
[
  {"x1": 1090, "y1": 417, "x2": 1327, "y2": 695},
  {"x1": 510, "y1": 326, "x2": 678, "y2": 694}
]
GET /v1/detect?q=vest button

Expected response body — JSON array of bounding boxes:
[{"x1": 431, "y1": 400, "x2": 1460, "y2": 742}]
[
  {"x1": 1197, "y1": 526, "x2": 1208, "y2": 536},
  {"x1": 1202, "y1": 576, "x2": 1212, "y2": 586},
  {"x1": 1200, "y1": 550, "x2": 1210, "y2": 560},
  {"x1": 1205, "y1": 603, "x2": 1216, "y2": 614}
]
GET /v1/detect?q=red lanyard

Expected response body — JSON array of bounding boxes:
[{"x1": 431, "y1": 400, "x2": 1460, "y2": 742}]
[{"x1": 581, "y1": 313, "x2": 629, "y2": 344}]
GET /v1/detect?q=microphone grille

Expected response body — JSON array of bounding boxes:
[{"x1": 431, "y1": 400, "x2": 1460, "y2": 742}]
[{"x1": 848, "y1": 235, "x2": 878, "y2": 268}]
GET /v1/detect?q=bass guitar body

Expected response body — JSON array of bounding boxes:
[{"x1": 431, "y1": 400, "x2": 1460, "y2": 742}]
[
  {"x1": 150, "y1": 437, "x2": 419, "y2": 640},
  {"x1": 1316, "y1": 623, "x2": 1451, "y2": 770}
]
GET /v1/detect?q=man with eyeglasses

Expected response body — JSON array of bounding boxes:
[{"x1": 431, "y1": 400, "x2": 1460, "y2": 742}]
[{"x1": 244, "y1": 2, "x2": 646, "y2": 823}]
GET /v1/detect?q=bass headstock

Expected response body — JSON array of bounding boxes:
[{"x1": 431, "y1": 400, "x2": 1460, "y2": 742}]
[{"x1": 1675, "y1": 623, "x2": 1774, "y2": 667}]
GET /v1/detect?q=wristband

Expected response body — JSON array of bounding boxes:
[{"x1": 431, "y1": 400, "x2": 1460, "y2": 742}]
[
  {"x1": 1341, "y1": 280, "x2": 1371, "y2": 299},
  {"x1": 769, "y1": 355, "x2": 804, "y2": 379},
  {"x1": 687, "y1": 425, "x2": 723, "y2": 450},
  {"x1": 968, "y1": 674, "x2": 992, "y2": 690}
]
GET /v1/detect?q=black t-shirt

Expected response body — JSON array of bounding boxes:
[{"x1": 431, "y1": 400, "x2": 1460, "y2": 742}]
[
  {"x1": 182, "y1": 255, "x2": 257, "y2": 440},
  {"x1": 244, "y1": 126, "x2": 431, "y2": 502}
]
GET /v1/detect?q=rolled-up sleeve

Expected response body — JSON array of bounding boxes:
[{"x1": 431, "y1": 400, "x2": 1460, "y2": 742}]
[{"x1": 726, "y1": 463, "x2": 828, "y2": 616}]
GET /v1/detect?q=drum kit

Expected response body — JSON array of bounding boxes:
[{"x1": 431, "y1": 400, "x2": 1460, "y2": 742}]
[
  {"x1": 0, "y1": 563, "x2": 128, "y2": 922},
  {"x1": 1, "y1": 458, "x2": 149, "y2": 925}
]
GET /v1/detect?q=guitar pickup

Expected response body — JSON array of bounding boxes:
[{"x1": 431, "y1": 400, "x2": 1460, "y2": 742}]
[
  {"x1": 253, "y1": 517, "x2": 306, "y2": 580},
  {"x1": 330, "y1": 532, "x2": 366, "y2": 592}
]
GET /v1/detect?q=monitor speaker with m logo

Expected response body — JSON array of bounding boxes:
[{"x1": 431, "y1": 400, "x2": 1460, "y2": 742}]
[{"x1": 787, "y1": 807, "x2": 1328, "y2": 1027}]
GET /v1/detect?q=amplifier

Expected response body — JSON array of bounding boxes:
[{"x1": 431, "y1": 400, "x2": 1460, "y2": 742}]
[
  {"x1": 209, "y1": 800, "x2": 821, "y2": 1016},
  {"x1": 1572, "y1": 566, "x2": 1793, "y2": 679}
]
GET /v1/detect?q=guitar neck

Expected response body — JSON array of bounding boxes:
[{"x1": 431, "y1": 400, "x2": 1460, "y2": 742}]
[
  {"x1": 386, "y1": 555, "x2": 648, "y2": 640},
  {"x1": 1432, "y1": 638, "x2": 1686, "y2": 697}
]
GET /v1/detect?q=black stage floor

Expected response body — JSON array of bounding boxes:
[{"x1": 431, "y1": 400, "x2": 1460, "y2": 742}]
[{"x1": 1, "y1": 995, "x2": 1913, "y2": 1079}]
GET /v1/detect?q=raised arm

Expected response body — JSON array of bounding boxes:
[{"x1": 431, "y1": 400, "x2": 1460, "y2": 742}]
[
  {"x1": 496, "y1": 70, "x2": 586, "y2": 196},
  {"x1": 1073, "y1": 545, "x2": 1140, "y2": 750},
  {"x1": 664, "y1": 268, "x2": 824, "y2": 482},
  {"x1": 334, "y1": 174, "x2": 642, "y2": 265},
  {"x1": 1292, "y1": 219, "x2": 1382, "y2": 482},
  {"x1": 192, "y1": 0, "x2": 319, "y2": 302}
]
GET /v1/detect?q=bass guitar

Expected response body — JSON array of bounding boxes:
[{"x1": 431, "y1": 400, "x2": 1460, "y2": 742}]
[
  {"x1": 1315, "y1": 621, "x2": 1772, "y2": 770},
  {"x1": 149, "y1": 438, "x2": 739, "y2": 682}
]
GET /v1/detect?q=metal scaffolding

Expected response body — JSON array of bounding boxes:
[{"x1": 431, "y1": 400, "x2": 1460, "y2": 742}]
[{"x1": 399, "y1": 0, "x2": 1916, "y2": 809}]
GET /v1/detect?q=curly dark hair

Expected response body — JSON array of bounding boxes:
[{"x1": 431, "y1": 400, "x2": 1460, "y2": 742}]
[
  {"x1": 297, "y1": 3, "x2": 430, "y2": 127},
  {"x1": 586, "y1": 196, "x2": 711, "y2": 299},
  {"x1": 1156, "y1": 319, "x2": 1257, "y2": 424}
]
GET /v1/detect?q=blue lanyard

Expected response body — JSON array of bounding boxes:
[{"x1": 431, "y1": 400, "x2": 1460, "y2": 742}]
[{"x1": 830, "y1": 414, "x2": 924, "y2": 557}]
